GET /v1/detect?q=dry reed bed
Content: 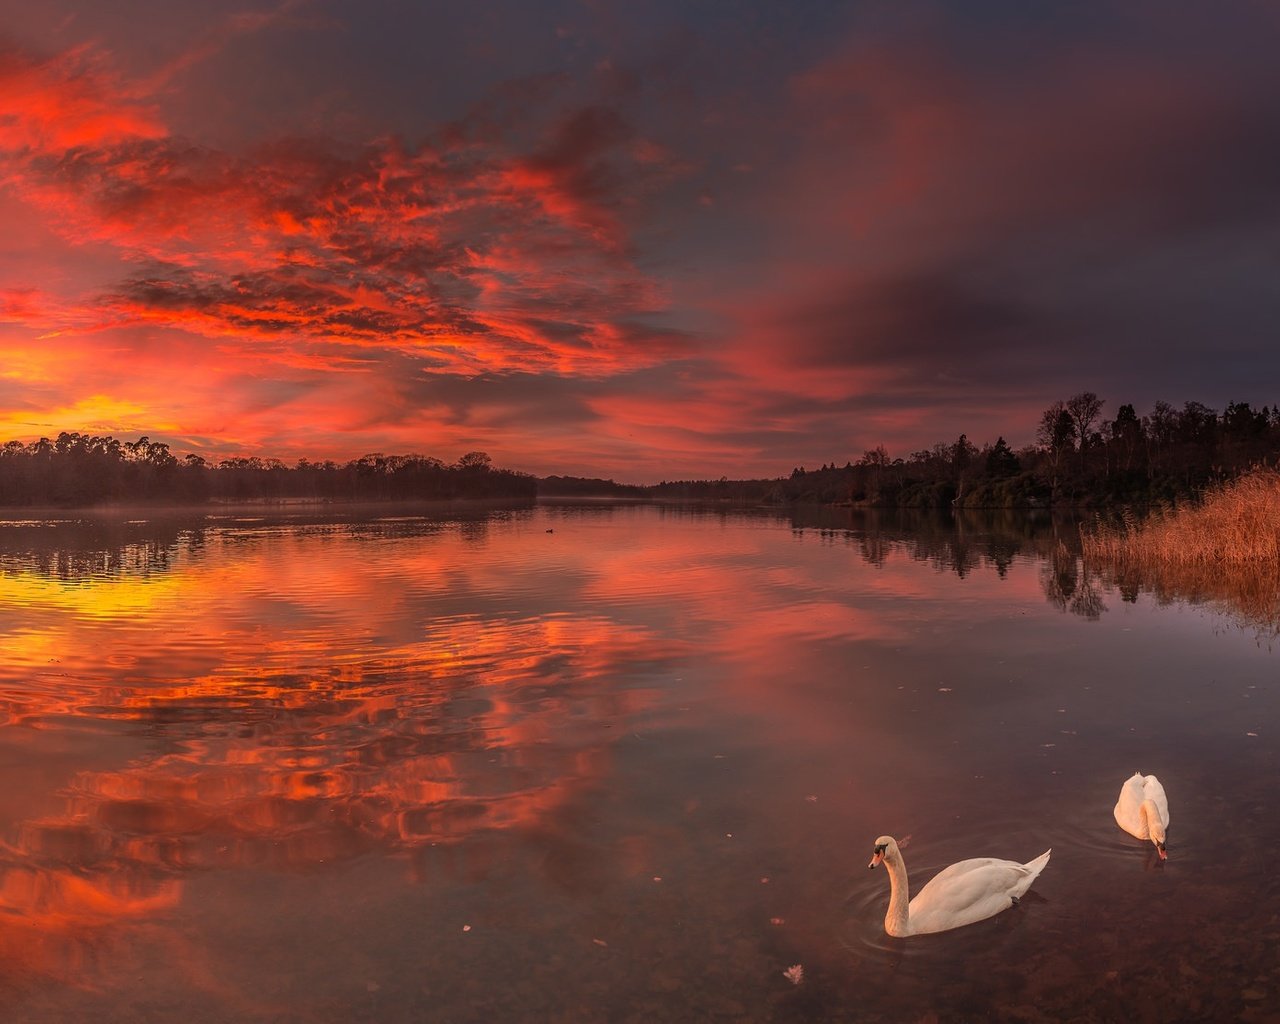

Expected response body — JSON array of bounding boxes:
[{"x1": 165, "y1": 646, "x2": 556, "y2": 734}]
[{"x1": 1082, "y1": 470, "x2": 1280, "y2": 630}]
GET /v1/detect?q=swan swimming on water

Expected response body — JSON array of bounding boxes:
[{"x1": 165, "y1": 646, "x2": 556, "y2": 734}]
[
  {"x1": 1113, "y1": 772, "x2": 1169, "y2": 859},
  {"x1": 868, "y1": 835, "x2": 1051, "y2": 937}
]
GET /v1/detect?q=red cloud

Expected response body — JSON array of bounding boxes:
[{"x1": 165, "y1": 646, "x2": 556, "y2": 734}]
[
  {"x1": 0, "y1": 43, "x2": 688, "y2": 384},
  {"x1": 0, "y1": 46, "x2": 165, "y2": 152}
]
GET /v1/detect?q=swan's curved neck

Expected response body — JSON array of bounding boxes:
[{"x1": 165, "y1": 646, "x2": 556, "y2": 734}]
[
  {"x1": 883, "y1": 852, "x2": 911, "y2": 937},
  {"x1": 1140, "y1": 798, "x2": 1162, "y2": 835}
]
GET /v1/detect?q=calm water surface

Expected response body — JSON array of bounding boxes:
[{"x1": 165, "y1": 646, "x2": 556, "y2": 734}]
[{"x1": 0, "y1": 504, "x2": 1275, "y2": 1023}]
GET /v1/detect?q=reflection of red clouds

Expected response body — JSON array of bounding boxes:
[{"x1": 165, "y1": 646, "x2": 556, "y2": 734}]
[
  {"x1": 564, "y1": 518, "x2": 1053, "y2": 744},
  {"x1": 0, "y1": 859, "x2": 179, "y2": 926},
  {"x1": 0, "y1": 599, "x2": 670, "y2": 982},
  {"x1": 0, "y1": 855, "x2": 180, "y2": 985}
]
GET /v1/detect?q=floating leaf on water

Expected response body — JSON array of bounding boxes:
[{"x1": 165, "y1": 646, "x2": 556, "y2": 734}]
[
  {"x1": 462, "y1": 925, "x2": 472, "y2": 932},
  {"x1": 592, "y1": 938, "x2": 608, "y2": 947},
  {"x1": 770, "y1": 917, "x2": 785, "y2": 926},
  {"x1": 783, "y1": 964, "x2": 804, "y2": 985},
  {"x1": 938, "y1": 687, "x2": 952, "y2": 693}
]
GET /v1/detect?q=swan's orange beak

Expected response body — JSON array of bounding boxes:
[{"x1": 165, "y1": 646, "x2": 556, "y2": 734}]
[
  {"x1": 869, "y1": 851, "x2": 884, "y2": 869},
  {"x1": 1156, "y1": 842, "x2": 1167, "y2": 860}
]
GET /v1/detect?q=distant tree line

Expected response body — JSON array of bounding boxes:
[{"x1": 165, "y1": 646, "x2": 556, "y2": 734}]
[
  {"x1": 7, "y1": 393, "x2": 1276, "y2": 509},
  {"x1": 0, "y1": 433, "x2": 536, "y2": 507},
  {"x1": 462, "y1": 393, "x2": 1280, "y2": 509},
  {"x1": 538, "y1": 475, "x2": 647, "y2": 497},
  {"x1": 638, "y1": 394, "x2": 1280, "y2": 508}
]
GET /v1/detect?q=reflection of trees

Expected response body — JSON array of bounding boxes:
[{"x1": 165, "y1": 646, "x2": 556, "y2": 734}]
[
  {"x1": 0, "y1": 518, "x2": 191, "y2": 582},
  {"x1": 780, "y1": 503, "x2": 1122, "y2": 621},
  {"x1": 636, "y1": 501, "x2": 1127, "y2": 620},
  {"x1": 1041, "y1": 544, "x2": 1078, "y2": 612},
  {"x1": 0, "y1": 508, "x2": 535, "y2": 584},
  {"x1": 785, "y1": 505, "x2": 1073, "y2": 580},
  {"x1": 1040, "y1": 545, "x2": 1107, "y2": 620}
]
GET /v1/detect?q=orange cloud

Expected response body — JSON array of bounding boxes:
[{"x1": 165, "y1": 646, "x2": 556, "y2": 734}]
[
  {"x1": 0, "y1": 43, "x2": 687, "y2": 391},
  {"x1": 0, "y1": 46, "x2": 165, "y2": 152}
]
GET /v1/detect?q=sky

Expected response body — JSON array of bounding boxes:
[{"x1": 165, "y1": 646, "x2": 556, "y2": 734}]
[{"x1": 1, "y1": 0, "x2": 1278, "y2": 482}]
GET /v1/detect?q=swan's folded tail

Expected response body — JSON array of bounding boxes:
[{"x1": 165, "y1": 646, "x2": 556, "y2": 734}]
[{"x1": 1024, "y1": 848, "x2": 1051, "y2": 879}]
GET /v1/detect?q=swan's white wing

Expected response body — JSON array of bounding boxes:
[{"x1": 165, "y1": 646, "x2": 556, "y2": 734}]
[
  {"x1": 907, "y1": 857, "x2": 1040, "y2": 935},
  {"x1": 1142, "y1": 775, "x2": 1170, "y2": 829},
  {"x1": 1113, "y1": 772, "x2": 1149, "y2": 838}
]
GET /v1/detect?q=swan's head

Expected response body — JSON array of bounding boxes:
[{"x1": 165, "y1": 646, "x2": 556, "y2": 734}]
[
  {"x1": 1140, "y1": 798, "x2": 1168, "y2": 859},
  {"x1": 868, "y1": 835, "x2": 896, "y2": 869},
  {"x1": 1149, "y1": 820, "x2": 1167, "y2": 859}
]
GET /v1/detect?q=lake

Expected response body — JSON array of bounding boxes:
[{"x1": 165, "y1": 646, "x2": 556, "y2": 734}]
[{"x1": 0, "y1": 503, "x2": 1275, "y2": 1022}]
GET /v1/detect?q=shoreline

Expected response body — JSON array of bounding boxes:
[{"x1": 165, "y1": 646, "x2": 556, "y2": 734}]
[{"x1": 0, "y1": 496, "x2": 537, "y2": 520}]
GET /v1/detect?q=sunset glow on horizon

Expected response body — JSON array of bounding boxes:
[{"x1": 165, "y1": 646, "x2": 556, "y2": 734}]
[{"x1": 3, "y1": 2, "x2": 1278, "y2": 481}]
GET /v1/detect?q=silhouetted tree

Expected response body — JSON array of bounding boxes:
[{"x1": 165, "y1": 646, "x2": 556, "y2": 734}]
[
  {"x1": 1065, "y1": 392, "x2": 1104, "y2": 472},
  {"x1": 985, "y1": 437, "x2": 1020, "y2": 478},
  {"x1": 1108, "y1": 404, "x2": 1144, "y2": 473},
  {"x1": 1037, "y1": 402, "x2": 1076, "y2": 497}
]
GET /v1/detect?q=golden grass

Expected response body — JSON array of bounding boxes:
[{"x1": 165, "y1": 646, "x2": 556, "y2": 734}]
[{"x1": 1081, "y1": 470, "x2": 1280, "y2": 631}]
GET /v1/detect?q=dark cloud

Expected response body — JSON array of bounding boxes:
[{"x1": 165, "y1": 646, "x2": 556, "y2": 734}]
[{"x1": 776, "y1": 268, "x2": 1041, "y2": 373}]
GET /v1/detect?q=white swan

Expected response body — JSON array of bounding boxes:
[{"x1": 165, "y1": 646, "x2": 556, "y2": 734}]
[
  {"x1": 1113, "y1": 772, "x2": 1169, "y2": 859},
  {"x1": 868, "y1": 835, "x2": 1051, "y2": 937}
]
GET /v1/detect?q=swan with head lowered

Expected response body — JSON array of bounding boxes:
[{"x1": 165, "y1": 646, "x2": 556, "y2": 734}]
[
  {"x1": 868, "y1": 836, "x2": 1051, "y2": 937},
  {"x1": 1113, "y1": 772, "x2": 1169, "y2": 859}
]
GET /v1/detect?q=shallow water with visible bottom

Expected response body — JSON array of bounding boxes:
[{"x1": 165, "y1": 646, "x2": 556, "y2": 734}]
[{"x1": 0, "y1": 503, "x2": 1275, "y2": 1022}]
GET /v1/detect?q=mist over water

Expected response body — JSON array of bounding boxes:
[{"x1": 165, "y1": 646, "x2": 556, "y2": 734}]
[{"x1": 0, "y1": 504, "x2": 1275, "y2": 1022}]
